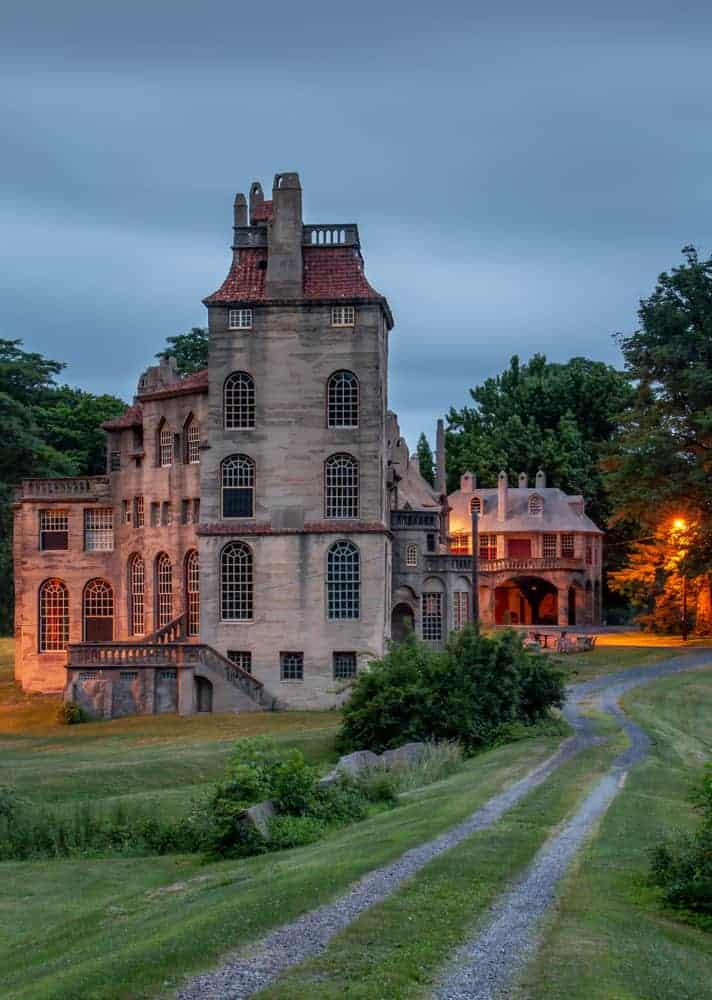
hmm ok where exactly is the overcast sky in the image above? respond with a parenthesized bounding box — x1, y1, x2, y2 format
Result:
(2, 2, 711, 448)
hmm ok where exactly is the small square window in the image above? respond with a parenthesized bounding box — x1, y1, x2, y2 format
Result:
(227, 650, 252, 675)
(331, 305, 355, 327)
(333, 651, 357, 680)
(280, 651, 304, 681)
(110, 451, 121, 471)
(228, 308, 253, 330)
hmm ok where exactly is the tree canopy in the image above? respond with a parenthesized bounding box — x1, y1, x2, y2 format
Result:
(157, 327, 208, 376)
(416, 432, 435, 485)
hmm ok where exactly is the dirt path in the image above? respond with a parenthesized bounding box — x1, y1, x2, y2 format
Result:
(176, 651, 711, 1000)
(433, 650, 712, 1000)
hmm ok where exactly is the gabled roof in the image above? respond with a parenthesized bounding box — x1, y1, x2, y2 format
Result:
(449, 486, 603, 534)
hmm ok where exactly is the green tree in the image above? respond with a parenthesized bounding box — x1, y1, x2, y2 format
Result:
(416, 432, 435, 485)
(35, 387, 125, 475)
(157, 327, 208, 376)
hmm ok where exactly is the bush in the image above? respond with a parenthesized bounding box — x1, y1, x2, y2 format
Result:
(268, 814, 325, 850)
(338, 626, 565, 753)
(56, 701, 86, 725)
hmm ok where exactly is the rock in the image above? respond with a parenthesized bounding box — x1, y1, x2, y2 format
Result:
(239, 799, 276, 838)
(335, 749, 380, 777)
(380, 742, 426, 767)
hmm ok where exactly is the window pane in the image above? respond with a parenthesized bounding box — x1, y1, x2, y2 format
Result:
(84, 508, 114, 551)
(325, 454, 358, 519)
(327, 371, 359, 428)
(221, 542, 253, 620)
(39, 579, 69, 651)
(327, 541, 360, 620)
(422, 592, 442, 641)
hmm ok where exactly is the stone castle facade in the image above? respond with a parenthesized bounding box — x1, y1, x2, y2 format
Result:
(13, 172, 602, 717)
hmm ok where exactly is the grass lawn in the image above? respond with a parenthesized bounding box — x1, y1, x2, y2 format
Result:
(518, 667, 712, 1000)
(553, 631, 712, 683)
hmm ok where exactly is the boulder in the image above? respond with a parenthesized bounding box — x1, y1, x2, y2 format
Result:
(380, 742, 426, 767)
(335, 749, 380, 777)
(239, 799, 276, 838)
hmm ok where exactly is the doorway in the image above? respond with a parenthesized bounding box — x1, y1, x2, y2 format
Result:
(391, 603, 415, 642)
(195, 676, 213, 713)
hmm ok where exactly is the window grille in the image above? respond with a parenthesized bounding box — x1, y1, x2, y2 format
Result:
(185, 550, 200, 637)
(327, 371, 359, 428)
(224, 372, 255, 430)
(326, 541, 360, 620)
(110, 451, 121, 471)
(79, 670, 99, 681)
(280, 651, 304, 681)
(156, 553, 173, 627)
(83, 578, 114, 640)
(133, 496, 144, 528)
(450, 533, 470, 555)
(453, 592, 469, 630)
(39, 510, 69, 551)
(470, 496, 482, 516)
(422, 592, 443, 641)
(159, 669, 177, 680)
(405, 543, 418, 567)
(221, 455, 255, 518)
(479, 534, 497, 561)
(228, 308, 253, 330)
(119, 671, 138, 682)
(561, 533, 575, 558)
(529, 494, 544, 516)
(227, 650, 252, 675)
(129, 554, 145, 635)
(159, 427, 173, 467)
(150, 501, 160, 527)
(333, 651, 357, 680)
(543, 533, 557, 559)
(84, 508, 114, 551)
(39, 578, 69, 651)
(186, 421, 201, 463)
(221, 542, 253, 620)
(331, 305, 355, 327)
(324, 454, 359, 519)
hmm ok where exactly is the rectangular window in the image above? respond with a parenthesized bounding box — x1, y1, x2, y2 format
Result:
(453, 592, 469, 630)
(543, 533, 557, 559)
(228, 308, 253, 330)
(161, 501, 172, 527)
(119, 670, 138, 682)
(159, 429, 173, 467)
(223, 488, 253, 518)
(193, 498, 200, 523)
(150, 501, 160, 527)
(186, 422, 200, 463)
(227, 650, 252, 675)
(561, 533, 575, 558)
(84, 508, 114, 551)
(78, 670, 99, 681)
(39, 510, 69, 551)
(280, 651, 304, 681)
(333, 651, 357, 680)
(132, 496, 144, 529)
(426, 532, 436, 553)
(422, 593, 443, 641)
(159, 669, 177, 680)
(331, 305, 355, 327)
(479, 534, 497, 561)
(450, 533, 470, 555)
(181, 499, 191, 525)
(110, 450, 121, 471)
(122, 500, 131, 525)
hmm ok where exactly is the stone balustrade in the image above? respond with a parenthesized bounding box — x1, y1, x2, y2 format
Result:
(425, 555, 585, 574)
(17, 476, 111, 500)
(391, 510, 440, 530)
(303, 224, 359, 246)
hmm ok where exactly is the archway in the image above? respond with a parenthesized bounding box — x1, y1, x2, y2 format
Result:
(195, 676, 213, 713)
(391, 603, 415, 642)
(495, 576, 558, 626)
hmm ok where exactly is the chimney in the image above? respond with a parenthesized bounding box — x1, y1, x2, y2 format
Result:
(536, 469, 546, 489)
(434, 419, 446, 494)
(233, 192, 247, 229)
(249, 182, 265, 224)
(497, 470, 508, 522)
(460, 471, 475, 492)
(518, 472, 528, 489)
(265, 172, 303, 299)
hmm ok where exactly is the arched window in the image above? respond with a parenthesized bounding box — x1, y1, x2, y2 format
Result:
(224, 372, 255, 430)
(158, 421, 173, 467)
(221, 455, 255, 518)
(327, 541, 360, 620)
(470, 496, 482, 516)
(186, 418, 200, 464)
(406, 543, 418, 567)
(221, 542, 253, 621)
(83, 578, 114, 641)
(155, 553, 173, 628)
(529, 494, 544, 516)
(325, 453, 359, 519)
(39, 579, 69, 651)
(185, 550, 200, 637)
(128, 554, 145, 636)
(327, 371, 359, 428)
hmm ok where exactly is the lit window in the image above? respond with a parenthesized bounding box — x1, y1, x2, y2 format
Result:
(561, 533, 575, 558)
(325, 453, 359, 519)
(39, 579, 69, 651)
(186, 420, 201, 463)
(543, 533, 557, 559)
(110, 451, 121, 471)
(479, 534, 497, 561)
(128, 553, 145, 635)
(155, 553, 173, 627)
(83, 578, 114, 641)
(221, 541, 253, 620)
(133, 496, 144, 529)
(327, 371, 359, 428)
(327, 541, 360, 620)
(453, 592, 469, 630)
(159, 427, 173, 467)
(529, 494, 544, 516)
(450, 533, 470, 555)
(470, 496, 482, 516)
(84, 508, 114, 551)
(422, 593, 443, 641)
(331, 305, 355, 327)
(221, 455, 255, 518)
(224, 372, 255, 430)
(39, 510, 69, 551)
(227, 650, 252, 675)
(333, 651, 357, 680)
(228, 308, 253, 330)
(280, 651, 304, 681)
(405, 543, 418, 567)
(185, 550, 200, 637)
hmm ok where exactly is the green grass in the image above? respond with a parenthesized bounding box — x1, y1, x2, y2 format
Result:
(518, 668, 712, 1000)
(553, 634, 711, 684)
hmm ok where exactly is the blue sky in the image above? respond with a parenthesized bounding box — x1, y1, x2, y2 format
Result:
(2, 2, 711, 447)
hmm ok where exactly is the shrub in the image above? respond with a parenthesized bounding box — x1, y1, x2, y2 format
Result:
(268, 815, 325, 850)
(56, 701, 86, 725)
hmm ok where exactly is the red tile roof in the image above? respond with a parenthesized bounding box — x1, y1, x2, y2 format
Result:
(102, 403, 143, 431)
(251, 199, 273, 222)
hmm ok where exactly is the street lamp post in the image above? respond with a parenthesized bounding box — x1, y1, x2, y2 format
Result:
(471, 507, 480, 625)
(673, 518, 690, 641)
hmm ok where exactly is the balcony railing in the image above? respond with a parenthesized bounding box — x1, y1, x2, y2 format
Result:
(16, 476, 111, 500)
(390, 510, 439, 530)
(303, 224, 359, 246)
(425, 555, 585, 574)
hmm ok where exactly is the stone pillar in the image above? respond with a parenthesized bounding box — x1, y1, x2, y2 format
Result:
(558, 588, 569, 626)
(497, 534, 505, 558)
(497, 470, 508, 521)
(178, 667, 195, 716)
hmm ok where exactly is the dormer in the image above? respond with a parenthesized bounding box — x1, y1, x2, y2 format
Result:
(528, 493, 544, 516)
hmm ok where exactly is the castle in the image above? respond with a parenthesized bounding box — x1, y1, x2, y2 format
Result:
(13, 173, 602, 717)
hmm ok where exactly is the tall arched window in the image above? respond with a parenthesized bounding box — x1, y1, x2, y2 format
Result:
(185, 418, 200, 464)
(327, 371, 359, 428)
(221, 542, 253, 620)
(406, 543, 418, 567)
(325, 453, 359, 519)
(221, 455, 255, 518)
(83, 578, 114, 641)
(529, 494, 544, 516)
(327, 541, 360, 619)
(39, 579, 69, 651)
(155, 553, 173, 628)
(157, 420, 173, 467)
(128, 554, 145, 636)
(224, 372, 255, 430)
(185, 550, 200, 636)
